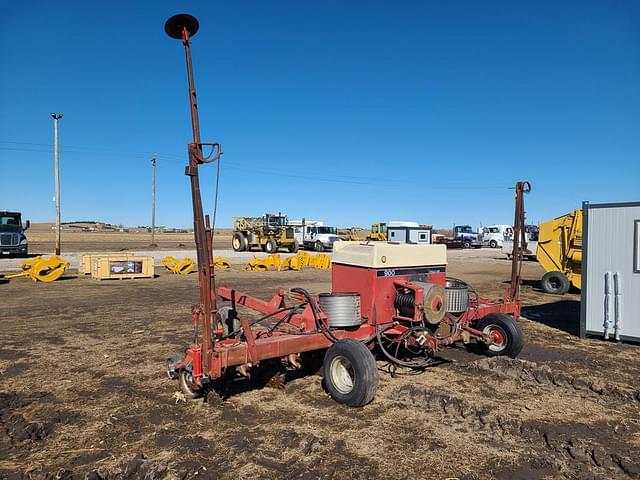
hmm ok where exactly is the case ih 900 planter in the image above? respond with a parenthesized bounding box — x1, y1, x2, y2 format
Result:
(164, 14, 525, 407)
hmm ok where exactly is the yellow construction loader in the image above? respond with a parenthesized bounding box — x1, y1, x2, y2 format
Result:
(368, 223, 387, 241)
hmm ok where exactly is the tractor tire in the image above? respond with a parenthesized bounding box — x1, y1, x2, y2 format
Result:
(463, 241, 471, 249)
(476, 314, 524, 358)
(264, 239, 278, 254)
(489, 240, 498, 248)
(232, 232, 247, 252)
(322, 339, 378, 407)
(288, 240, 299, 253)
(179, 369, 203, 399)
(541, 271, 571, 295)
(314, 241, 324, 252)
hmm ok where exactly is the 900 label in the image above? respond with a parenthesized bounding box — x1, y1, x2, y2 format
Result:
(383, 269, 396, 277)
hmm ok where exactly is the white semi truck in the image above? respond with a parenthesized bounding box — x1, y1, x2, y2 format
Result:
(481, 224, 511, 248)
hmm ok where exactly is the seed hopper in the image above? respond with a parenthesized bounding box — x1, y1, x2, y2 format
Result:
(164, 14, 526, 406)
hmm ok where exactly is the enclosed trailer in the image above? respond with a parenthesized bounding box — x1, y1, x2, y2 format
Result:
(580, 201, 640, 342)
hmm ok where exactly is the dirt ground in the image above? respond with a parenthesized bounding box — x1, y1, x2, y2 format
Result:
(24, 224, 232, 253)
(1, 250, 639, 480)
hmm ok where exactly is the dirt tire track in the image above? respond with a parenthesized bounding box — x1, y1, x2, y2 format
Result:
(466, 357, 640, 405)
(395, 383, 640, 479)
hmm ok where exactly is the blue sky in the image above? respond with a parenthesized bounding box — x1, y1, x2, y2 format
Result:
(1, 1, 638, 229)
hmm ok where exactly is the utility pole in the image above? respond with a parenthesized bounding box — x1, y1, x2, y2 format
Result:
(51, 113, 63, 255)
(151, 153, 157, 246)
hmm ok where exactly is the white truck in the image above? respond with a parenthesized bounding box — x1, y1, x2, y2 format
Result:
(290, 220, 340, 252)
(501, 225, 539, 260)
(481, 224, 511, 248)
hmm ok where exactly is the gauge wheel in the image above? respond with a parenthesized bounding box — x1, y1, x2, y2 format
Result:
(322, 340, 378, 407)
(232, 232, 247, 252)
(179, 369, 203, 399)
(476, 314, 524, 358)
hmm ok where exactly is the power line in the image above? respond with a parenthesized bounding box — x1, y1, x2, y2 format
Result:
(0, 141, 513, 191)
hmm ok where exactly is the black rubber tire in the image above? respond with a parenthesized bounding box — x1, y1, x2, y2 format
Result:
(288, 240, 299, 253)
(541, 271, 570, 295)
(463, 241, 471, 249)
(179, 369, 203, 399)
(476, 314, 524, 358)
(232, 232, 246, 252)
(322, 339, 378, 407)
(489, 240, 497, 249)
(314, 241, 324, 252)
(264, 239, 278, 254)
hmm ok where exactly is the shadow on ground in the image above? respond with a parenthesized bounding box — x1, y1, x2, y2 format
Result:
(522, 300, 580, 336)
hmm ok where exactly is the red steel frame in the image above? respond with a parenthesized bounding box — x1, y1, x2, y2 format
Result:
(176, 271, 520, 384)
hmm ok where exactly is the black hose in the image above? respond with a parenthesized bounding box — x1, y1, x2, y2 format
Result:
(219, 305, 301, 340)
(375, 322, 432, 369)
(267, 306, 302, 334)
(291, 287, 338, 343)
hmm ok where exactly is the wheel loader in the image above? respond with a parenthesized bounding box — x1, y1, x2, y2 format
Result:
(232, 213, 298, 253)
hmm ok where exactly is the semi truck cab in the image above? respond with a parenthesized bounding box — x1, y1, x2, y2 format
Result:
(454, 225, 482, 248)
(0, 211, 30, 256)
(302, 225, 339, 251)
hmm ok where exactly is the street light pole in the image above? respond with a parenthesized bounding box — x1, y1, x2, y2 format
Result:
(51, 113, 63, 255)
(151, 153, 157, 246)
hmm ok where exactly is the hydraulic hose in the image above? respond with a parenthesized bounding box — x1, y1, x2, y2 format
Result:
(219, 305, 301, 340)
(291, 287, 338, 343)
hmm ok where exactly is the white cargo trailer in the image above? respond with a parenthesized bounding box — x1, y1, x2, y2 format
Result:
(580, 201, 640, 342)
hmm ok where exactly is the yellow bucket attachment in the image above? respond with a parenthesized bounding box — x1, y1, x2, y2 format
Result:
(162, 256, 196, 275)
(245, 254, 282, 271)
(243, 252, 331, 272)
(213, 257, 231, 269)
(5, 255, 70, 283)
(310, 253, 331, 269)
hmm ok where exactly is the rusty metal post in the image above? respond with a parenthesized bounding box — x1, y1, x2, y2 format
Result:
(165, 14, 219, 372)
(509, 181, 531, 301)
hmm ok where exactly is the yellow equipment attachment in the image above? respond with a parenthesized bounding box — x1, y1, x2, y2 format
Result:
(537, 208, 583, 291)
(244, 252, 330, 272)
(245, 254, 281, 271)
(308, 253, 331, 269)
(213, 257, 231, 269)
(5, 255, 70, 283)
(162, 256, 196, 275)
